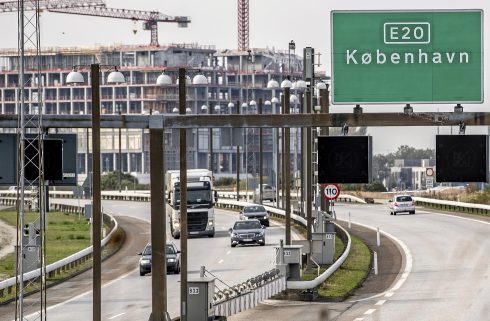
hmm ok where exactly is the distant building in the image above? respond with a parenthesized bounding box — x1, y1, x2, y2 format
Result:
(0, 43, 313, 185)
(390, 159, 435, 190)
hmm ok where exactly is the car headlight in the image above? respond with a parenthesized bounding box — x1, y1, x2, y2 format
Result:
(208, 220, 214, 226)
(231, 233, 237, 237)
(140, 259, 150, 264)
(263, 215, 268, 219)
(167, 258, 176, 263)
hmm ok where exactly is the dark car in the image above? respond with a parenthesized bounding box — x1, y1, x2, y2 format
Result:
(138, 243, 181, 276)
(240, 204, 270, 227)
(229, 219, 265, 247)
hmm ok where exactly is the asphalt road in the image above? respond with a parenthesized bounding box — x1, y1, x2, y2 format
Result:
(10, 199, 296, 320)
(3, 199, 489, 321)
(333, 203, 490, 321)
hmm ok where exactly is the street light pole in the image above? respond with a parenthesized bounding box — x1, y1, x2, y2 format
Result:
(118, 109, 122, 193)
(209, 101, 213, 171)
(66, 64, 125, 321)
(149, 126, 166, 321)
(288, 40, 296, 77)
(284, 86, 291, 245)
(90, 63, 102, 321)
(319, 86, 330, 215)
(236, 100, 241, 200)
(178, 68, 189, 321)
(259, 98, 263, 203)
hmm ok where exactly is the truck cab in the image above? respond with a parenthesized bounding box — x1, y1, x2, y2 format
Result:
(166, 169, 216, 239)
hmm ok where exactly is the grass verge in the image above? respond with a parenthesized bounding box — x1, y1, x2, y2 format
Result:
(269, 215, 371, 301)
(0, 210, 125, 304)
(316, 235, 370, 299)
(0, 211, 91, 279)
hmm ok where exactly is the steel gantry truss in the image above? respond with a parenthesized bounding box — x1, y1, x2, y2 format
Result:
(0, 0, 190, 46)
(15, 0, 47, 320)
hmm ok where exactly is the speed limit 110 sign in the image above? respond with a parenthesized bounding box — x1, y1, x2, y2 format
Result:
(323, 183, 340, 200)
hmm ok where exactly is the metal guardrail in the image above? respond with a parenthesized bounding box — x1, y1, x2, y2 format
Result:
(0, 205, 118, 298)
(217, 191, 367, 204)
(0, 190, 365, 205)
(413, 196, 490, 215)
(213, 270, 286, 317)
(287, 223, 351, 290)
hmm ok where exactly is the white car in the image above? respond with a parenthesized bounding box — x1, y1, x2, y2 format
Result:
(253, 184, 276, 202)
(389, 195, 415, 215)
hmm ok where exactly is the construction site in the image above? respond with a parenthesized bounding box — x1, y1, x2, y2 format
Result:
(0, 0, 312, 184)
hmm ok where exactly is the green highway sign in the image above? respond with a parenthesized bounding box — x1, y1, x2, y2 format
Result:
(331, 10, 483, 104)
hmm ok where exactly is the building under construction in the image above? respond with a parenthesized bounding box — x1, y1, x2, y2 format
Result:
(0, 43, 306, 185)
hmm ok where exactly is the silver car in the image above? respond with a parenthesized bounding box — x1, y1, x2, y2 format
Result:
(253, 184, 276, 202)
(240, 204, 270, 226)
(389, 195, 415, 215)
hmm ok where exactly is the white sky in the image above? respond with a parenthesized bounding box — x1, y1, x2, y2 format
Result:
(0, 0, 489, 154)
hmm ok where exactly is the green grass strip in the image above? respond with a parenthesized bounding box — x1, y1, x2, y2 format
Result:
(0, 211, 91, 279)
(317, 235, 371, 299)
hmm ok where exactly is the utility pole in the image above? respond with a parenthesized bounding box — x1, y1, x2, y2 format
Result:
(236, 100, 241, 200)
(284, 87, 291, 245)
(178, 68, 188, 321)
(319, 86, 330, 214)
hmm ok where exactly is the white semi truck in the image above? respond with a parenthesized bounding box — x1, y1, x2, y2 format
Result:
(166, 169, 216, 239)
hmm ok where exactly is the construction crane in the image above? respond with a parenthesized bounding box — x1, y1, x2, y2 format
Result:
(0, 0, 191, 46)
(237, 0, 249, 51)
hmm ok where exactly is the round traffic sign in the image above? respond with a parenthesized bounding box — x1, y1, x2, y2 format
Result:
(426, 168, 434, 176)
(322, 183, 340, 200)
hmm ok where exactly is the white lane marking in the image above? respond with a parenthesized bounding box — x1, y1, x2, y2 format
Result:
(344, 219, 413, 303)
(375, 300, 386, 306)
(432, 212, 490, 226)
(226, 250, 231, 255)
(108, 312, 126, 320)
(17, 267, 139, 321)
(353, 318, 364, 321)
(218, 259, 224, 264)
(384, 292, 394, 298)
(364, 309, 376, 315)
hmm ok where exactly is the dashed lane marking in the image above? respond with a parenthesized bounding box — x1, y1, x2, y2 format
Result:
(353, 318, 364, 321)
(375, 300, 386, 306)
(384, 292, 394, 298)
(108, 313, 126, 320)
(364, 309, 376, 315)
(226, 250, 231, 255)
(218, 259, 224, 264)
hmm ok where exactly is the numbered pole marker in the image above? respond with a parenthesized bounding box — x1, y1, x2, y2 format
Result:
(322, 183, 340, 200)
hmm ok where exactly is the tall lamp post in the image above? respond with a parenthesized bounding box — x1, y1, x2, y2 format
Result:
(249, 99, 257, 199)
(281, 78, 292, 244)
(66, 64, 125, 321)
(294, 79, 307, 217)
(267, 79, 280, 206)
(288, 40, 296, 76)
(180, 69, 208, 321)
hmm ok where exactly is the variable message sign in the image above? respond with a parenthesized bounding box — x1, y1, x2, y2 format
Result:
(331, 10, 483, 104)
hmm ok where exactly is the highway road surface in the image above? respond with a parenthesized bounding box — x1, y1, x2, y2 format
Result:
(333, 203, 490, 321)
(3, 199, 489, 321)
(11, 199, 297, 320)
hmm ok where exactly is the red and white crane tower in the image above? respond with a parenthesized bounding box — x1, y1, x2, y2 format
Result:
(237, 0, 249, 51)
